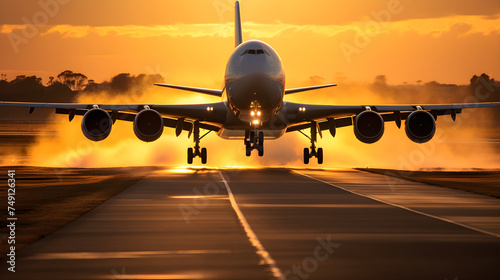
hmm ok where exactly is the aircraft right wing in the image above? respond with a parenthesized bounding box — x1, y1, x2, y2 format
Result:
(0, 101, 228, 137)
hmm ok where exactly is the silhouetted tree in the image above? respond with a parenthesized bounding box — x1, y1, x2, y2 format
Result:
(57, 70, 88, 91)
(469, 73, 498, 101)
(374, 75, 387, 86)
(370, 75, 388, 93)
(84, 79, 99, 92)
(47, 76, 54, 86)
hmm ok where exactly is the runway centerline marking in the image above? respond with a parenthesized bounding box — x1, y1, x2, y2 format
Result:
(293, 170, 500, 238)
(218, 171, 283, 279)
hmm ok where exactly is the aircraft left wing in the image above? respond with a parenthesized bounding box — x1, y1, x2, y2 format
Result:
(154, 83, 223, 97)
(284, 84, 337, 95)
(284, 101, 500, 132)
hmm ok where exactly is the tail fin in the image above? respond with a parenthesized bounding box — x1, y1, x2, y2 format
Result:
(235, 1, 243, 47)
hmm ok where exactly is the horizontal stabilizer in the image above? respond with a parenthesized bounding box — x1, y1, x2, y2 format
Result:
(154, 83, 223, 97)
(285, 84, 337, 95)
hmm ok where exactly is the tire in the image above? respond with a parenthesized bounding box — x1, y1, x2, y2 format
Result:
(258, 131, 264, 145)
(303, 148, 309, 164)
(249, 131, 255, 143)
(258, 144, 264, 157)
(317, 148, 324, 164)
(187, 148, 194, 164)
(245, 143, 252, 157)
(201, 148, 207, 164)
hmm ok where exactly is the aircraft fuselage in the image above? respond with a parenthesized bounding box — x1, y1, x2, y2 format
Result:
(219, 40, 287, 139)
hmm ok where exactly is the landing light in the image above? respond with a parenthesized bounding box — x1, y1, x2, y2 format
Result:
(251, 111, 255, 116)
(206, 107, 214, 112)
(257, 111, 261, 116)
(252, 119, 260, 125)
(299, 107, 306, 112)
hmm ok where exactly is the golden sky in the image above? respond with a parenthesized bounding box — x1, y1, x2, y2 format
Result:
(1, 0, 500, 86)
(2, 0, 500, 169)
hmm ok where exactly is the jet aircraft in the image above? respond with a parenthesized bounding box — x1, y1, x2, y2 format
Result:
(1, 1, 499, 164)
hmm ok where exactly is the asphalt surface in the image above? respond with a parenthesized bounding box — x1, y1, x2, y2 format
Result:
(2, 168, 500, 280)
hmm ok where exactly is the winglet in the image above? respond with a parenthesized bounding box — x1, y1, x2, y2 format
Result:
(235, 1, 243, 47)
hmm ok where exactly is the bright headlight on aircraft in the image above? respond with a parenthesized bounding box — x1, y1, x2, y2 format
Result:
(251, 111, 255, 116)
(257, 111, 261, 116)
(252, 119, 260, 125)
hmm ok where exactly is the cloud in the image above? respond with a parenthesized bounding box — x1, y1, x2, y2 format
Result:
(390, 15, 500, 37)
(1, 13, 498, 41)
(0, 24, 29, 34)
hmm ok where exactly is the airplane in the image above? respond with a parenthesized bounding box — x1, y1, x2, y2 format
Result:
(1, 1, 499, 165)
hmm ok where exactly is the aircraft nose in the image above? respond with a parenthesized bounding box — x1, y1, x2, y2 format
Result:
(229, 73, 282, 112)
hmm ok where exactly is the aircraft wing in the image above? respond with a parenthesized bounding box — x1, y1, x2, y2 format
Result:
(284, 84, 337, 95)
(154, 83, 223, 97)
(284, 102, 500, 132)
(0, 101, 227, 132)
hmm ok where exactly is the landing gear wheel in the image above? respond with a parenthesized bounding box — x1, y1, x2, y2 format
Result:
(201, 148, 207, 164)
(317, 148, 323, 164)
(246, 143, 252, 157)
(303, 148, 310, 164)
(258, 145, 264, 157)
(187, 148, 194, 165)
(249, 131, 255, 143)
(258, 131, 264, 145)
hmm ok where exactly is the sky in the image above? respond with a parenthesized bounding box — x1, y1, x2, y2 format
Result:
(1, 0, 500, 169)
(1, 0, 500, 86)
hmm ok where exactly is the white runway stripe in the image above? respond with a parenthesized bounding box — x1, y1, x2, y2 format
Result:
(218, 171, 283, 279)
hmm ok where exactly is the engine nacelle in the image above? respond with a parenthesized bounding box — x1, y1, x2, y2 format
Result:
(81, 108, 112, 141)
(354, 110, 385, 144)
(133, 109, 164, 142)
(405, 110, 436, 143)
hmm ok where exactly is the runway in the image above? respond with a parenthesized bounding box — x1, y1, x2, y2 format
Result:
(3, 168, 500, 280)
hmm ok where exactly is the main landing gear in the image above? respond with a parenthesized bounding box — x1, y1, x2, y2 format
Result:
(187, 121, 210, 164)
(300, 121, 323, 164)
(245, 129, 264, 157)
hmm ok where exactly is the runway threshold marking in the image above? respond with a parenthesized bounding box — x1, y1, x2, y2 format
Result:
(218, 171, 283, 279)
(293, 170, 500, 238)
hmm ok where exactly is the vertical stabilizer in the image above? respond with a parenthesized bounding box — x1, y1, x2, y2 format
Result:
(235, 1, 243, 47)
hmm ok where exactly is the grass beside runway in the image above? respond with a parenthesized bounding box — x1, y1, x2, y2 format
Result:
(360, 168, 500, 199)
(0, 166, 159, 260)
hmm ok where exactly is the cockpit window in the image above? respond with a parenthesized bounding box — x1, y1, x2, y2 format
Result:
(241, 49, 270, 56)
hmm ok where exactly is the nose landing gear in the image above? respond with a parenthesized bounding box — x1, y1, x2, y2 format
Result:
(245, 129, 264, 157)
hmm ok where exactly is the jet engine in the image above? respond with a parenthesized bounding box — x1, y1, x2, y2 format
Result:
(354, 110, 385, 144)
(81, 108, 113, 141)
(405, 110, 436, 143)
(133, 109, 164, 142)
